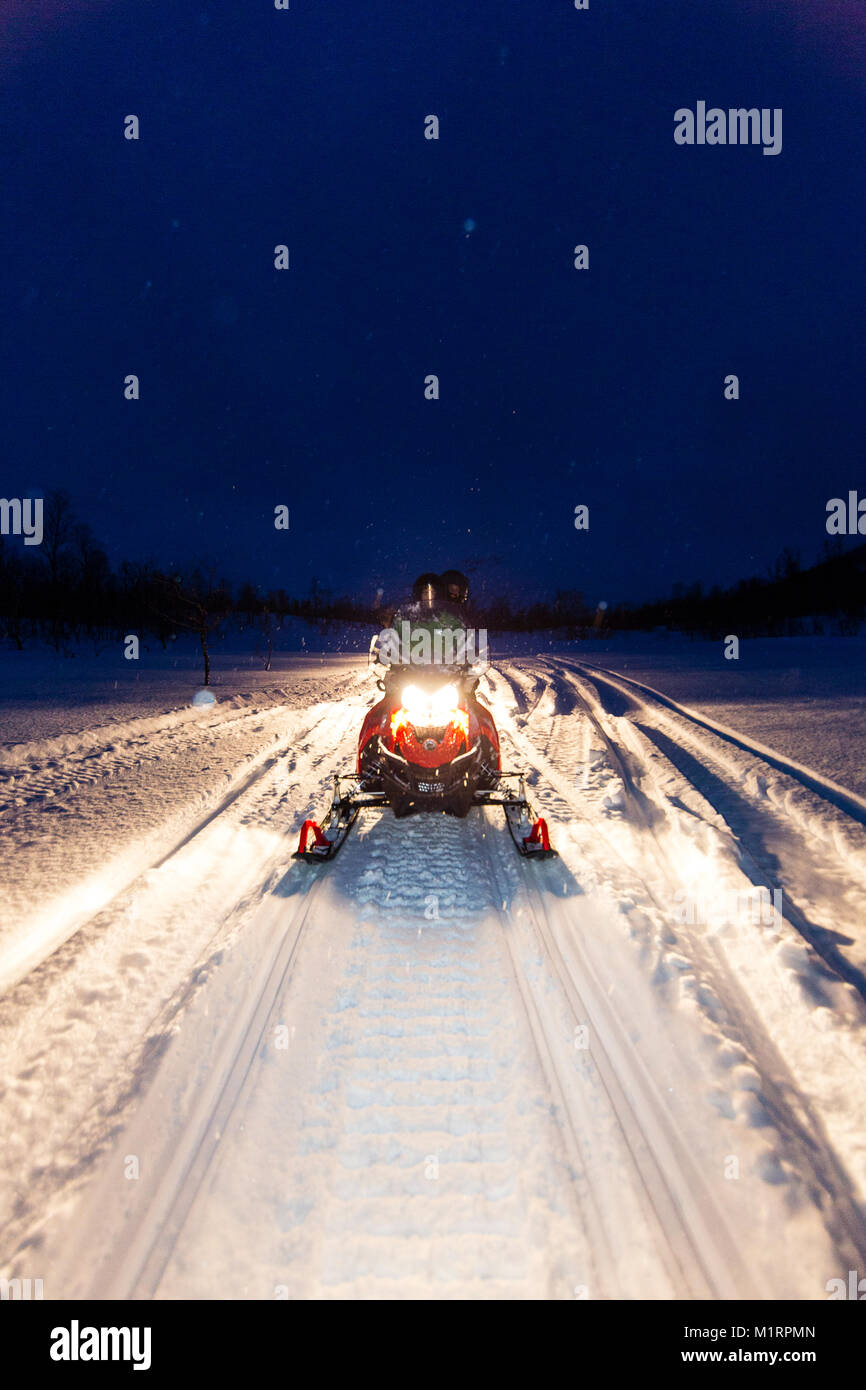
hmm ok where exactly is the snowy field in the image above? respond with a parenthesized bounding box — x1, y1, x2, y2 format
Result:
(578, 634, 866, 800)
(1, 632, 865, 1299)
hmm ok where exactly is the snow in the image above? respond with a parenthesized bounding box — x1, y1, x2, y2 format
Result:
(570, 634, 866, 798)
(1, 635, 865, 1298)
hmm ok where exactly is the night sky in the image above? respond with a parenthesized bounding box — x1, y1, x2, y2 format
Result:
(1, 0, 864, 608)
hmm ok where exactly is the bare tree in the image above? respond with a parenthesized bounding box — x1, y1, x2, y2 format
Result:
(0, 536, 26, 649)
(152, 568, 232, 686)
(42, 490, 76, 587)
(41, 490, 76, 649)
(260, 603, 275, 671)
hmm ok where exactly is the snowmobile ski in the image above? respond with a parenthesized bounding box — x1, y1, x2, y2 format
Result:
(295, 770, 556, 862)
(476, 773, 557, 859)
(293, 774, 387, 862)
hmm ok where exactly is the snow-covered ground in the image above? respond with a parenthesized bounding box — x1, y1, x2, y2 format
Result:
(573, 634, 866, 799)
(1, 636, 865, 1299)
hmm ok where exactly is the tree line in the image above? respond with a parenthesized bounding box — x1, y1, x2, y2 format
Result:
(1, 494, 863, 676)
(604, 541, 866, 639)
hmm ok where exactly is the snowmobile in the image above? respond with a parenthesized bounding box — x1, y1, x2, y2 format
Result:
(295, 570, 554, 862)
(294, 663, 555, 863)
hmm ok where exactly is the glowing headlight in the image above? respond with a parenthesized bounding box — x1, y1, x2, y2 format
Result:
(400, 683, 460, 726)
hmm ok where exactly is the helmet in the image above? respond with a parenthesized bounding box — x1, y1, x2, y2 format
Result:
(439, 570, 470, 605)
(412, 572, 441, 607)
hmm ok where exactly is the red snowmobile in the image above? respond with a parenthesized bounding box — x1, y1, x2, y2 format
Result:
(295, 664, 554, 862)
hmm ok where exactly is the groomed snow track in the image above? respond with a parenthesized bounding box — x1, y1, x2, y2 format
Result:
(2, 656, 866, 1300)
(55, 812, 755, 1300)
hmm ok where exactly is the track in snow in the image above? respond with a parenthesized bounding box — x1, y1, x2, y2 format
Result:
(3, 656, 866, 1300)
(52, 807, 755, 1300)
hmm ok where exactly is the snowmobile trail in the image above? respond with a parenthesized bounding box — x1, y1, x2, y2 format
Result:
(569, 658, 866, 828)
(0, 676, 372, 1270)
(51, 805, 754, 1300)
(61, 862, 330, 1300)
(4, 655, 866, 1299)
(490, 659, 866, 1277)
(0, 683, 369, 993)
(46, 815, 586, 1300)
(37, 769, 837, 1298)
(481, 825, 757, 1299)
(557, 657, 866, 990)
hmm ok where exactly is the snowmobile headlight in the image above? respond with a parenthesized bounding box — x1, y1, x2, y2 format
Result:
(400, 684, 426, 721)
(400, 683, 461, 727)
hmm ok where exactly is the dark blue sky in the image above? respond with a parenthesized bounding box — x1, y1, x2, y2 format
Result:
(1, 0, 864, 607)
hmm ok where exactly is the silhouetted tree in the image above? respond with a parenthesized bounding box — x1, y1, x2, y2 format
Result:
(151, 569, 233, 686)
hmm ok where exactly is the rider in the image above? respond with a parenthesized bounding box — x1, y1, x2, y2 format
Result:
(387, 571, 475, 669)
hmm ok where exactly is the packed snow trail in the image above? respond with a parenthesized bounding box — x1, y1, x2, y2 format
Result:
(1, 653, 866, 1299)
(552, 657, 866, 989)
(0, 663, 371, 991)
(489, 660, 866, 1268)
(49, 809, 760, 1299)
